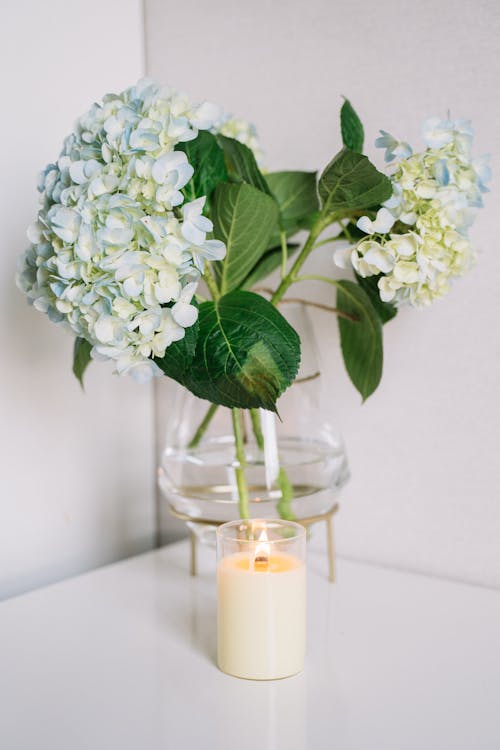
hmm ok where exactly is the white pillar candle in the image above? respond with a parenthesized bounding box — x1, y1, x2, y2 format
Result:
(217, 519, 306, 680)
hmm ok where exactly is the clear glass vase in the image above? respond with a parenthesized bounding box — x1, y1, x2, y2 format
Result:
(157, 303, 349, 531)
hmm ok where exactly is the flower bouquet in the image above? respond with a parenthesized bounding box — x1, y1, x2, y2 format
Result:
(18, 80, 489, 520)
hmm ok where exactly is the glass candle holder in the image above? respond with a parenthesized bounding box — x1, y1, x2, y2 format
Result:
(216, 519, 306, 680)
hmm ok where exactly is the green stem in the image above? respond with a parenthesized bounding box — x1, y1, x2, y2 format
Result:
(251, 406, 296, 521)
(341, 220, 354, 243)
(232, 408, 250, 519)
(250, 409, 264, 451)
(277, 467, 296, 521)
(188, 403, 218, 449)
(280, 229, 288, 279)
(294, 273, 340, 287)
(271, 214, 332, 306)
(203, 266, 220, 300)
(312, 232, 345, 249)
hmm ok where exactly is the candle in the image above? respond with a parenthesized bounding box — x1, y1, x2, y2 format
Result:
(216, 519, 306, 680)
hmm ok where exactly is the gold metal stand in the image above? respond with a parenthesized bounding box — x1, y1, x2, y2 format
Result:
(168, 503, 339, 583)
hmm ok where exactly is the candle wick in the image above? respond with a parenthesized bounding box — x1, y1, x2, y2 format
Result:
(254, 554, 269, 571)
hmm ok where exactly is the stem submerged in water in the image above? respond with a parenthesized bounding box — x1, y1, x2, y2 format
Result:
(250, 409, 264, 451)
(231, 408, 250, 519)
(250, 408, 296, 521)
(188, 403, 218, 448)
(277, 466, 296, 521)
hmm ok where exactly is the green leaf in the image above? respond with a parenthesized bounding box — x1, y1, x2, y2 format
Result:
(154, 316, 199, 384)
(241, 243, 299, 289)
(265, 171, 319, 222)
(185, 291, 300, 411)
(336, 280, 383, 400)
(340, 99, 364, 153)
(319, 148, 392, 214)
(72, 337, 92, 388)
(175, 131, 227, 202)
(212, 182, 279, 293)
(216, 135, 271, 195)
(355, 273, 398, 325)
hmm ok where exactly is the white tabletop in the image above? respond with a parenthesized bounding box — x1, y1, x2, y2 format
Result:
(1, 540, 499, 750)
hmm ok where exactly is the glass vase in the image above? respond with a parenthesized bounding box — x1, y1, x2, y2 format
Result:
(157, 302, 349, 534)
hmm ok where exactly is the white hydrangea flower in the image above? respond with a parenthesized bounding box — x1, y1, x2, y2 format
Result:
(17, 79, 261, 381)
(338, 116, 490, 308)
(356, 207, 395, 235)
(351, 240, 395, 276)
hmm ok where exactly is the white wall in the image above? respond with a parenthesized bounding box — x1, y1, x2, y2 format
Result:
(145, 0, 500, 587)
(0, 0, 156, 599)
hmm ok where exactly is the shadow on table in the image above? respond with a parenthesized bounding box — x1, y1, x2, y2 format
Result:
(151, 549, 217, 667)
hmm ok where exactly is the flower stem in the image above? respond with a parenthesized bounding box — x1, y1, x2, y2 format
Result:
(280, 229, 288, 278)
(271, 214, 331, 306)
(277, 466, 296, 521)
(312, 231, 345, 249)
(294, 273, 340, 287)
(270, 296, 360, 322)
(341, 220, 354, 242)
(232, 408, 250, 519)
(203, 266, 220, 300)
(188, 402, 218, 449)
(250, 407, 296, 521)
(250, 409, 264, 451)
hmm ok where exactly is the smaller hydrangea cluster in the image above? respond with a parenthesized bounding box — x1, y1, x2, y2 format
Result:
(17, 79, 259, 382)
(336, 117, 490, 306)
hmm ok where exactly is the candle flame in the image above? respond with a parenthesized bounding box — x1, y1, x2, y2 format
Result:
(254, 528, 270, 571)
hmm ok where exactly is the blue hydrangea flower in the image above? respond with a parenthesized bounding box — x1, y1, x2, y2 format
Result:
(375, 130, 413, 163)
(17, 79, 260, 381)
